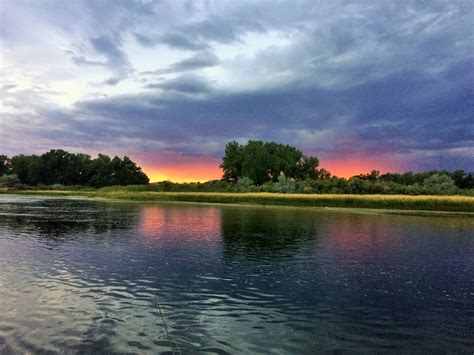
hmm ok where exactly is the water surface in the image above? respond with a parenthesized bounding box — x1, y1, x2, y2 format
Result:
(0, 195, 473, 353)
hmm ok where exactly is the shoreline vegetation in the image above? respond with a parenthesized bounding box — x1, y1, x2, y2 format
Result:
(2, 188, 473, 213)
(1, 143, 473, 214)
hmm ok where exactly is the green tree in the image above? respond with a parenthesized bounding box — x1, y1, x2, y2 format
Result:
(11, 155, 43, 184)
(87, 154, 112, 187)
(66, 153, 91, 185)
(220, 141, 243, 181)
(0, 155, 12, 176)
(8, 150, 149, 187)
(316, 168, 332, 180)
(241, 141, 272, 184)
(41, 149, 72, 184)
(221, 140, 319, 184)
(451, 170, 474, 189)
(110, 156, 149, 185)
(422, 174, 458, 195)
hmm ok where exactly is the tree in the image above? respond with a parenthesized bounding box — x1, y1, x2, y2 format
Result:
(240, 141, 272, 184)
(66, 153, 91, 185)
(0, 155, 12, 176)
(316, 168, 332, 180)
(41, 149, 72, 184)
(88, 154, 113, 187)
(110, 156, 149, 185)
(8, 150, 149, 187)
(422, 174, 458, 194)
(11, 155, 42, 184)
(221, 140, 319, 184)
(451, 170, 474, 189)
(355, 170, 380, 181)
(220, 141, 243, 181)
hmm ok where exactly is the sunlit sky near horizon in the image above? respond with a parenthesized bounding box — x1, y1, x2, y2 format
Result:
(1, 0, 473, 182)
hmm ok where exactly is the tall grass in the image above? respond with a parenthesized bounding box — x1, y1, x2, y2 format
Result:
(4, 188, 473, 212)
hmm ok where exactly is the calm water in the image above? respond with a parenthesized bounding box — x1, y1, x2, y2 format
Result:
(0, 195, 473, 353)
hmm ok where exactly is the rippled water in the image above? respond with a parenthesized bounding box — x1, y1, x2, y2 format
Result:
(0, 195, 473, 353)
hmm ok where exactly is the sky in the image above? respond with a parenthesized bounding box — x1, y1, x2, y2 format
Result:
(1, 0, 473, 182)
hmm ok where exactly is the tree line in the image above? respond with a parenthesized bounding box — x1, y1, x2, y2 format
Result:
(1, 141, 473, 195)
(0, 150, 149, 187)
(217, 141, 473, 194)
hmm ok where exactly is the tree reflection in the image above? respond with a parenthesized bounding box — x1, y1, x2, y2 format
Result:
(220, 207, 322, 260)
(0, 198, 137, 239)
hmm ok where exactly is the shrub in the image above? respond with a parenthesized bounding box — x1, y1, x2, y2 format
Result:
(296, 180, 315, 194)
(273, 175, 296, 193)
(235, 177, 255, 192)
(423, 174, 458, 195)
(0, 174, 20, 188)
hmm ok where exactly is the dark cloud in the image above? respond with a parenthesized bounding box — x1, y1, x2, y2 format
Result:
(142, 51, 219, 75)
(2, 0, 473, 172)
(160, 32, 208, 51)
(147, 74, 213, 94)
(134, 32, 208, 51)
(69, 53, 473, 168)
(166, 51, 219, 72)
(89, 35, 132, 83)
(71, 56, 106, 67)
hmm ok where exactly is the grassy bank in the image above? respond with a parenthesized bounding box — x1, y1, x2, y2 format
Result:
(2, 189, 474, 212)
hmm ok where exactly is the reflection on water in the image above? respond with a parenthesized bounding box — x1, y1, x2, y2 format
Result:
(138, 205, 222, 242)
(0, 195, 473, 353)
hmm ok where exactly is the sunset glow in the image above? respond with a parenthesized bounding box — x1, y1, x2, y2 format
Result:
(319, 155, 401, 178)
(137, 155, 223, 183)
(138, 154, 401, 182)
(143, 165, 223, 183)
(1, 1, 472, 178)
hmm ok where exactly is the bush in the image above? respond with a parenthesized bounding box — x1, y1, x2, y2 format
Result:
(0, 174, 20, 188)
(422, 174, 458, 195)
(296, 180, 315, 194)
(235, 177, 255, 192)
(273, 175, 296, 193)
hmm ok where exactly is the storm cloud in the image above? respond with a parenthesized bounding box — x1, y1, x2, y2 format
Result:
(1, 0, 473, 175)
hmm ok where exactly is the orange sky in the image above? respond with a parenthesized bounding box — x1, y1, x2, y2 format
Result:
(138, 154, 401, 183)
(143, 164, 222, 183)
(318, 154, 401, 178)
(139, 155, 223, 183)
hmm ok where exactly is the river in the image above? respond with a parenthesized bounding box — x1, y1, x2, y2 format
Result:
(0, 194, 472, 353)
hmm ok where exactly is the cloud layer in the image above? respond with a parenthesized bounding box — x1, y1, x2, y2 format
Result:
(1, 0, 473, 178)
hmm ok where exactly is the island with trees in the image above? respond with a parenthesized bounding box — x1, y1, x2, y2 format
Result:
(1, 142, 473, 212)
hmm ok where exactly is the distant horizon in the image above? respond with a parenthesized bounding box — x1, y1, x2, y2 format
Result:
(3, 147, 470, 184)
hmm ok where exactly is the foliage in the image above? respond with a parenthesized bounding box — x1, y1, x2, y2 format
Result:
(316, 168, 332, 180)
(379, 170, 474, 189)
(220, 140, 319, 184)
(273, 175, 296, 193)
(422, 174, 457, 195)
(2, 141, 473, 196)
(235, 177, 255, 192)
(5, 150, 148, 187)
(0, 174, 20, 188)
(0, 155, 12, 176)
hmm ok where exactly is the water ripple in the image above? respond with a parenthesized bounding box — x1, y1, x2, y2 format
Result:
(0, 195, 473, 353)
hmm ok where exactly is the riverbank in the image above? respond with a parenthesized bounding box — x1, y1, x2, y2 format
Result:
(2, 189, 474, 212)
